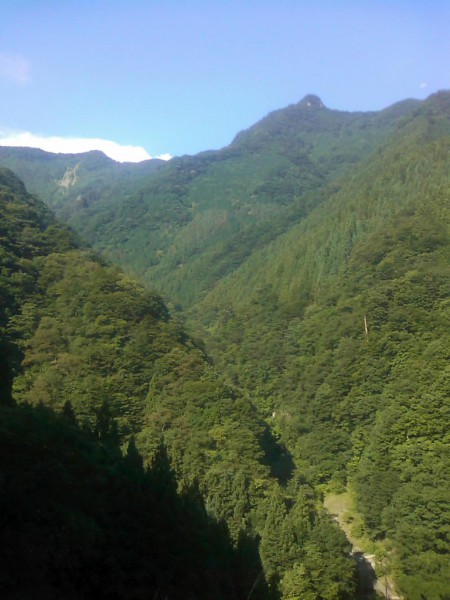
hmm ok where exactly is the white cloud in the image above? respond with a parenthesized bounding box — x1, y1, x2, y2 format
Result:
(420, 82, 428, 89)
(154, 153, 172, 161)
(0, 131, 171, 163)
(0, 52, 31, 84)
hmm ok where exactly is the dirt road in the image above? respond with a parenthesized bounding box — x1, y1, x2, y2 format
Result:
(324, 492, 401, 600)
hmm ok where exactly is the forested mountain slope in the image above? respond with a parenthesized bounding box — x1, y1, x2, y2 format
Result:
(192, 91, 450, 598)
(0, 169, 356, 599)
(0, 166, 259, 599)
(0, 147, 164, 217)
(0, 96, 418, 308)
(1, 92, 449, 599)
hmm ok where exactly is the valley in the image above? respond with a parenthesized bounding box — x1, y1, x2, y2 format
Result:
(1, 91, 449, 599)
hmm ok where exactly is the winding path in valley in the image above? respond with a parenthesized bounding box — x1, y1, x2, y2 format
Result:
(324, 493, 401, 600)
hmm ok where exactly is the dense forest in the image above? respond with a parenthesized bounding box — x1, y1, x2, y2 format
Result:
(0, 168, 355, 598)
(0, 94, 419, 307)
(1, 91, 450, 599)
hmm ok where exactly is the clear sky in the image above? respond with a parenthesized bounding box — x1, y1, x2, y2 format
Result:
(0, 0, 449, 161)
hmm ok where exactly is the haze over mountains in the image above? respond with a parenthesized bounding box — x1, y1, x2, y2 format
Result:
(1, 91, 449, 599)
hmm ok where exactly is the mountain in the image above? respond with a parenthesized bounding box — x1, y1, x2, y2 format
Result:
(0, 166, 261, 599)
(191, 90, 450, 598)
(0, 168, 356, 599)
(1, 91, 450, 599)
(0, 95, 419, 308)
(0, 147, 164, 214)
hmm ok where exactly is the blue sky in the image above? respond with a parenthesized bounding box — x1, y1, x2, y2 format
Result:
(0, 0, 449, 161)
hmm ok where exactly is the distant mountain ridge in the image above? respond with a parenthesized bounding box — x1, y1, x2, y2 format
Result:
(1, 91, 450, 599)
(0, 93, 420, 308)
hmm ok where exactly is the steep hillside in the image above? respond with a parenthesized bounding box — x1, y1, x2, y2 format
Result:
(0, 167, 80, 402)
(0, 169, 356, 599)
(0, 168, 264, 598)
(2, 92, 449, 599)
(192, 91, 450, 598)
(0, 96, 418, 308)
(0, 147, 164, 216)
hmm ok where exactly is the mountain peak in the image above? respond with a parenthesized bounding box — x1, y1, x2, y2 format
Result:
(299, 94, 325, 108)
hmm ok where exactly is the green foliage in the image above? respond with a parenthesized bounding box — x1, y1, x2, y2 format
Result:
(3, 93, 450, 599)
(186, 91, 450, 598)
(0, 401, 259, 600)
(0, 168, 356, 598)
(0, 96, 417, 309)
(259, 483, 356, 598)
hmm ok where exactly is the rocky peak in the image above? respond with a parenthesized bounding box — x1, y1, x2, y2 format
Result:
(299, 94, 325, 109)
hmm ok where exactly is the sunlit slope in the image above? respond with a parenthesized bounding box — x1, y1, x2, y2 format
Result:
(0, 96, 418, 308)
(132, 95, 418, 305)
(196, 92, 450, 313)
(193, 91, 450, 598)
(0, 167, 271, 504)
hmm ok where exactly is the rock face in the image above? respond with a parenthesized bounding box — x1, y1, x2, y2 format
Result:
(299, 94, 325, 108)
(58, 163, 80, 189)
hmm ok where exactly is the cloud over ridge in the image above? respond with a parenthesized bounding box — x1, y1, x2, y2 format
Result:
(0, 131, 171, 163)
